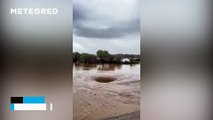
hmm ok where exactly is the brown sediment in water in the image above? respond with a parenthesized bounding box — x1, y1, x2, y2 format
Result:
(73, 64, 140, 120)
(102, 111, 140, 120)
(94, 76, 116, 83)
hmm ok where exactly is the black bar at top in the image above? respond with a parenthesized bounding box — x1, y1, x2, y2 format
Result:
(10, 97, 23, 103)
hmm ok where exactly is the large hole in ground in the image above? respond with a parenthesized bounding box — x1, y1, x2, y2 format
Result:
(94, 76, 116, 83)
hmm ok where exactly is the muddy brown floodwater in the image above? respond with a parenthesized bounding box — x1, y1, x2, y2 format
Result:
(73, 64, 140, 120)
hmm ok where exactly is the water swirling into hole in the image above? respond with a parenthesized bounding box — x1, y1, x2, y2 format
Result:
(94, 76, 116, 83)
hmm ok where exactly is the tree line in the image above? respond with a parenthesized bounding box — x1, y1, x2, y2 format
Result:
(73, 50, 140, 64)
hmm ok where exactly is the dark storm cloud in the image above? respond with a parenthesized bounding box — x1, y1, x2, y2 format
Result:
(73, 0, 140, 54)
(74, 18, 140, 39)
(73, 2, 89, 22)
(73, 0, 140, 39)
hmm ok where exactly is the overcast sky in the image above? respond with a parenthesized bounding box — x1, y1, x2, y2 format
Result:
(73, 0, 140, 54)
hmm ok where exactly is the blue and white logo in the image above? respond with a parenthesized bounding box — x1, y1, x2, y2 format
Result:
(10, 96, 51, 111)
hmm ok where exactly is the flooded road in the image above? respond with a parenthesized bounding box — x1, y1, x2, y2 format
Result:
(73, 64, 140, 120)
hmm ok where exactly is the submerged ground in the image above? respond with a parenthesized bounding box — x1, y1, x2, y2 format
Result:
(73, 64, 140, 120)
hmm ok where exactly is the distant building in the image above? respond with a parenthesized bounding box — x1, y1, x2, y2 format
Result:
(121, 58, 130, 63)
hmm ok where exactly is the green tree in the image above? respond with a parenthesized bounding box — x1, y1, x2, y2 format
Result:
(80, 53, 96, 63)
(73, 52, 80, 62)
(112, 56, 122, 64)
(96, 50, 112, 63)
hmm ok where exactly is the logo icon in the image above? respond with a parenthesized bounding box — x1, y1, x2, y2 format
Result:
(10, 96, 48, 111)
